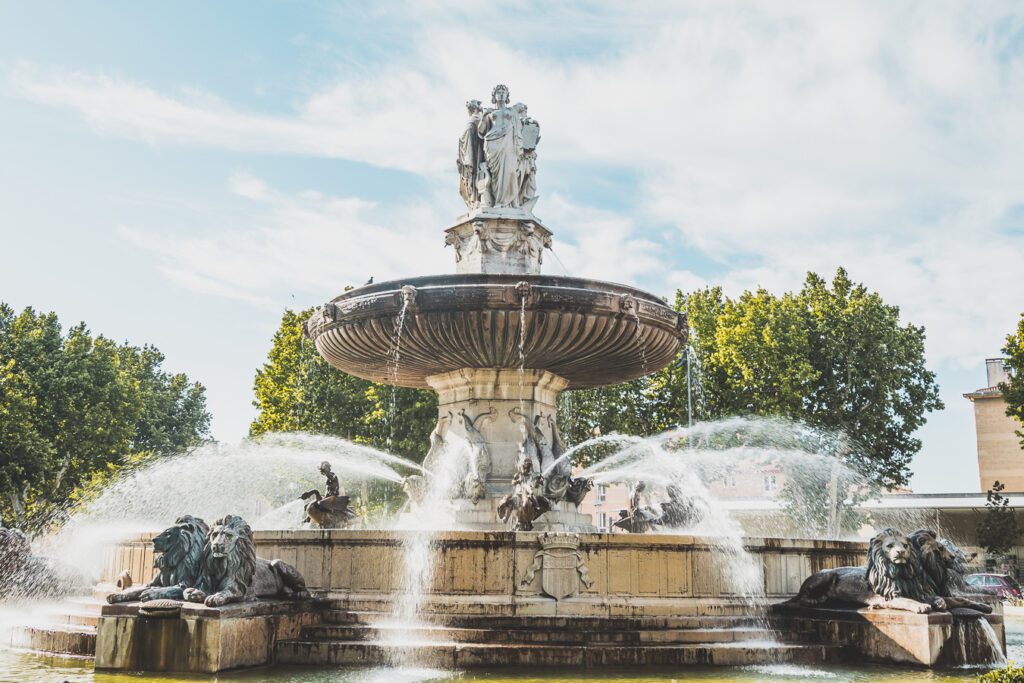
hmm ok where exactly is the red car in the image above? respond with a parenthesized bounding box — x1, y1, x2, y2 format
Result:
(965, 573, 1023, 600)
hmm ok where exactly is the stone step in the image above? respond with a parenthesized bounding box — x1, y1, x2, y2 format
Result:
(274, 639, 840, 668)
(302, 623, 772, 645)
(9, 623, 96, 657)
(323, 609, 765, 631)
(320, 596, 762, 618)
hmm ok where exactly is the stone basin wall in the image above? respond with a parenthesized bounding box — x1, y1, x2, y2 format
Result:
(102, 531, 865, 616)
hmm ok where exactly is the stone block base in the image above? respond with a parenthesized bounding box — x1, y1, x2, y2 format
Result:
(454, 499, 595, 531)
(94, 599, 318, 673)
(771, 603, 1006, 667)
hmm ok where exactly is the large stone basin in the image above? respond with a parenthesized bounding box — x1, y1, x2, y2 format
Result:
(305, 273, 687, 388)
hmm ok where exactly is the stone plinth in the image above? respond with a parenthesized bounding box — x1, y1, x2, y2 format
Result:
(772, 603, 1006, 667)
(102, 532, 868, 616)
(445, 210, 552, 275)
(95, 599, 317, 673)
(427, 367, 566, 488)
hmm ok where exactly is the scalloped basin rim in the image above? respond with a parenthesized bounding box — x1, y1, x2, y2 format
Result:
(330, 273, 672, 305)
(309, 273, 687, 389)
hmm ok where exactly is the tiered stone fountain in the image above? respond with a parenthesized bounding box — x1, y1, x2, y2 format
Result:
(13, 84, 1006, 676)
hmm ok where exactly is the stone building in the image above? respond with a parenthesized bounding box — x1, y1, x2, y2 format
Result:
(965, 358, 1023, 492)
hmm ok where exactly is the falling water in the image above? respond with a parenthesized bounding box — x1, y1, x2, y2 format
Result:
(380, 434, 471, 663)
(387, 292, 413, 449)
(518, 290, 527, 412)
(631, 308, 648, 375)
(976, 618, 1008, 668)
(30, 433, 424, 583)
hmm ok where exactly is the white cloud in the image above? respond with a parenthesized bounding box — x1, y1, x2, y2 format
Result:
(10, 2, 1024, 367)
(118, 172, 451, 308)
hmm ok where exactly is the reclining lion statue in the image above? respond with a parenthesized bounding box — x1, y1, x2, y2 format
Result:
(909, 528, 992, 613)
(183, 514, 308, 607)
(107, 515, 209, 604)
(787, 528, 943, 614)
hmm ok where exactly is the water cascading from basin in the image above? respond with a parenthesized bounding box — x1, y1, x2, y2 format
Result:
(381, 433, 473, 661)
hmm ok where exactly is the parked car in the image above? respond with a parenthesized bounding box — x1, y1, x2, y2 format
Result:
(965, 573, 1023, 600)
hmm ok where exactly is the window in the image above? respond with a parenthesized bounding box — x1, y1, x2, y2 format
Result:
(598, 512, 608, 531)
(597, 485, 608, 504)
(723, 475, 737, 488)
(762, 474, 778, 494)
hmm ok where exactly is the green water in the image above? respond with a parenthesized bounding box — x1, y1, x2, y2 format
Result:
(3, 628, 1020, 683)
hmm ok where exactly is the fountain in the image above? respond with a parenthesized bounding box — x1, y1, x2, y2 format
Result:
(2, 83, 1009, 676)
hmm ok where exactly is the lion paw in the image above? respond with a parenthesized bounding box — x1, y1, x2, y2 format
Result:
(915, 603, 932, 614)
(932, 597, 947, 611)
(183, 588, 205, 603)
(204, 594, 226, 607)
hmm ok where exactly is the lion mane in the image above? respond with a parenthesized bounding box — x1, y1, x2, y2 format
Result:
(867, 527, 931, 602)
(788, 527, 938, 614)
(910, 528, 992, 613)
(107, 515, 209, 603)
(198, 514, 256, 599)
(184, 514, 308, 607)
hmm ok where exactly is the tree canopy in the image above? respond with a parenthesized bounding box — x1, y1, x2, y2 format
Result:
(250, 308, 437, 461)
(254, 270, 940, 494)
(1001, 313, 1024, 449)
(0, 303, 211, 529)
(561, 268, 942, 490)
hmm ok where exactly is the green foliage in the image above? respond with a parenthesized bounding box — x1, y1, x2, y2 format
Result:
(977, 481, 1021, 556)
(0, 303, 211, 530)
(250, 308, 437, 462)
(558, 268, 942, 492)
(1002, 314, 1024, 449)
(979, 661, 1024, 682)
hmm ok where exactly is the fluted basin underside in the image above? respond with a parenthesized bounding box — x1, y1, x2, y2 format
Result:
(306, 274, 687, 388)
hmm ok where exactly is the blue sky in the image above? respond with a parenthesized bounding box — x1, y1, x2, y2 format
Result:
(2, 2, 1023, 493)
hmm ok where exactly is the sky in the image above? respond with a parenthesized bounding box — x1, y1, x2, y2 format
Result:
(1, 1, 1023, 494)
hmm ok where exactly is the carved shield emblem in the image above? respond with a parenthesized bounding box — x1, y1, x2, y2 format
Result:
(522, 121, 540, 150)
(540, 546, 581, 600)
(519, 532, 594, 601)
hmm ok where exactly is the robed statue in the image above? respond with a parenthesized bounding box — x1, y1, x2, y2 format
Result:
(457, 84, 540, 211)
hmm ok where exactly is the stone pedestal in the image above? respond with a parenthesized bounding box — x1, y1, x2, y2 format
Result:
(426, 367, 594, 531)
(95, 599, 318, 673)
(445, 210, 552, 275)
(772, 603, 1006, 667)
(426, 367, 567, 489)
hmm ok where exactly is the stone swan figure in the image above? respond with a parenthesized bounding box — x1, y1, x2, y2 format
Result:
(786, 528, 944, 614)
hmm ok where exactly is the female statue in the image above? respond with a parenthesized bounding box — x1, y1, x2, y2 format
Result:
(477, 84, 524, 209)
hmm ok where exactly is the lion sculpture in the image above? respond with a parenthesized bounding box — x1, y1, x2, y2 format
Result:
(183, 514, 308, 607)
(787, 528, 943, 614)
(107, 515, 209, 604)
(909, 529, 992, 613)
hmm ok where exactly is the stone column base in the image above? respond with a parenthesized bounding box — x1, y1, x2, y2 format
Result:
(454, 498, 596, 532)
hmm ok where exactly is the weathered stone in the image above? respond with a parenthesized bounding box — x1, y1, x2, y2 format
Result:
(772, 603, 1006, 667)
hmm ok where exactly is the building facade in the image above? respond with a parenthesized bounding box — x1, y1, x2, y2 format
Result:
(965, 358, 1023, 492)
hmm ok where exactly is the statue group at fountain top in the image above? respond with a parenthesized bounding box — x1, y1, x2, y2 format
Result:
(614, 481, 702, 533)
(498, 410, 592, 531)
(107, 514, 308, 608)
(299, 461, 358, 529)
(458, 84, 540, 212)
(786, 527, 992, 616)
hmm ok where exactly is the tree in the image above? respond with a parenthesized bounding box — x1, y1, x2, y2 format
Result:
(1001, 313, 1024, 448)
(558, 268, 943, 491)
(0, 303, 211, 528)
(250, 308, 437, 462)
(977, 481, 1021, 557)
